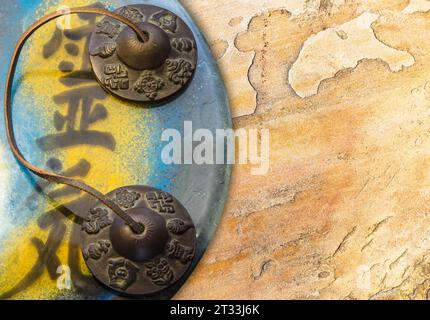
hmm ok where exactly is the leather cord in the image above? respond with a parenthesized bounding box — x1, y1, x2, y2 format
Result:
(4, 7, 147, 234)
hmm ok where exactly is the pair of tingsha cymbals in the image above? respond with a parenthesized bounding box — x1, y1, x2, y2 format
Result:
(81, 4, 197, 295)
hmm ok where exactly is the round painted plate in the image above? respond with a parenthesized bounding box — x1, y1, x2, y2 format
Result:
(0, 0, 231, 300)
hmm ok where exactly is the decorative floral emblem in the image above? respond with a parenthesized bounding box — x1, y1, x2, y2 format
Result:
(117, 6, 144, 23)
(95, 20, 120, 38)
(108, 258, 139, 291)
(103, 64, 129, 90)
(82, 208, 112, 234)
(167, 218, 193, 235)
(114, 189, 141, 209)
(150, 10, 178, 33)
(171, 37, 195, 53)
(145, 191, 175, 214)
(166, 239, 194, 264)
(166, 59, 195, 85)
(145, 258, 174, 286)
(83, 240, 111, 260)
(90, 42, 116, 58)
(134, 71, 165, 100)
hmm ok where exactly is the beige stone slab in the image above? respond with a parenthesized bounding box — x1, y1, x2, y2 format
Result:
(176, 0, 430, 299)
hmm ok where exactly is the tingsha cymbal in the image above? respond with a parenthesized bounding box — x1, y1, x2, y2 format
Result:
(80, 185, 196, 295)
(89, 4, 197, 103)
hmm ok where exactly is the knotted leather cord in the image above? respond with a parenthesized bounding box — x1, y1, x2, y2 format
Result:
(4, 7, 148, 234)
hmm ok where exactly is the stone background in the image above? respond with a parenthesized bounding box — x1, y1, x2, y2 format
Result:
(176, 0, 430, 299)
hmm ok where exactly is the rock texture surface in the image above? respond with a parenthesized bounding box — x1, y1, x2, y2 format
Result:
(177, 0, 430, 300)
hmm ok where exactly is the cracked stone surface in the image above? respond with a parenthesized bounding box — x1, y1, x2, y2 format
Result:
(177, 0, 430, 299)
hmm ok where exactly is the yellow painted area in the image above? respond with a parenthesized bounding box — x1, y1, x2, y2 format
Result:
(0, 145, 11, 234)
(0, 0, 152, 299)
(0, 219, 72, 300)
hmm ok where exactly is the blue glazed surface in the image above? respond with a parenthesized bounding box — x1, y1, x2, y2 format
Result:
(0, 0, 231, 299)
